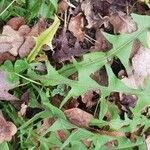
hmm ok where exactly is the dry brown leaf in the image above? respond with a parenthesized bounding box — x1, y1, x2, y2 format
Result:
(109, 11, 137, 34)
(58, 0, 69, 13)
(38, 118, 55, 135)
(18, 103, 28, 117)
(7, 17, 26, 30)
(119, 93, 137, 108)
(18, 25, 31, 36)
(0, 25, 24, 56)
(81, 0, 96, 28)
(0, 52, 15, 64)
(28, 18, 46, 37)
(19, 36, 35, 58)
(56, 130, 67, 142)
(68, 13, 84, 41)
(94, 30, 112, 52)
(64, 108, 93, 127)
(121, 75, 140, 89)
(0, 113, 17, 143)
(81, 90, 97, 108)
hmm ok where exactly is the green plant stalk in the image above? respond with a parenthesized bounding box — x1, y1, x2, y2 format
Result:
(0, 0, 16, 16)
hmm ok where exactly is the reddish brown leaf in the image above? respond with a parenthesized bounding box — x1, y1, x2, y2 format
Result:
(58, 0, 69, 13)
(56, 130, 67, 142)
(0, 114, 17, 143)
(64, 108, 93, 127)
(7, 17, 26, 30)
(0, 52, 15, 64)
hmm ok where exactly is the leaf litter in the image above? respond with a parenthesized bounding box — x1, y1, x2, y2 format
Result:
(1, 0, 150, 149)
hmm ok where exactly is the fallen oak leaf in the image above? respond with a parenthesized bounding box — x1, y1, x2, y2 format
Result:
(27, 15, 60, 63)
(0, 25, 24, 56)
(7, 17, 26, 30)
(0, 113, 17, 143)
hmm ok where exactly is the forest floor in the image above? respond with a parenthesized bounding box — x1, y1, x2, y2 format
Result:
(0, 0, 150, 149)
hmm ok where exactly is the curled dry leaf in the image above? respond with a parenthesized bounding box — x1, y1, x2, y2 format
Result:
(64, 108, 93, 127)
(0, 114, 17, 143)
(68, 13, 85, 41)
(109, 11, 137, 34)
(0, 71, 19, 101)
(7, 17, 26, 30)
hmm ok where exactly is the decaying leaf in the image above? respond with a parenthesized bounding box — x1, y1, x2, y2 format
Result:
(0, 52, 15, 64)
(109, 11, 137, 34)
(0, 71, 19, 101)
(81, 0, 96, 28)
(81, 90, 98, 108)
(64, 108, 93, 127)
(0, 17, 46, 58)
(7, 17, 26, 30)
(38, 118, 55, 135)
(94, 30, 112, 51)
(58, 0, 69, 13)
(0, 113, 17, 143)
(68, 13, 84, 41)
(56, 130, 67, 142)
(119, 93, 137, 108)
(0, 25, 24, 56)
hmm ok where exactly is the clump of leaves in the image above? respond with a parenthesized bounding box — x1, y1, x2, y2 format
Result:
(1, 13, 150, 149)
